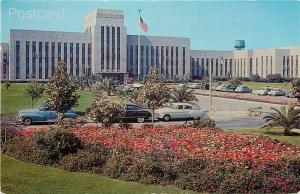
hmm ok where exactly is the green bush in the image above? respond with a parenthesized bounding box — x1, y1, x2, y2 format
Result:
(2, 138, 35, 163)
(32, 127, 82, 164)
(57, 143, 109, 173)
(193, 117, 216, 128)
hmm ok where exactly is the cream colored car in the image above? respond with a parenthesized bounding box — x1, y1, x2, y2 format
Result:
(155, 102, 207, 122)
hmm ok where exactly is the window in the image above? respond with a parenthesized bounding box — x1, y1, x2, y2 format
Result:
(88, 43, 91, 75)
(176, 47, 179, 75)
(129, 45, 134, 76)
(82, 43, 85, 74)
(151, 46, 154, 69)
(51, 42, 55, 76)
(261, 56, 264, 77)
(197, 58, 200, 76)
(283, 56, 286, 77)
(215, 59, 219, 77)
(32, 41, 36, 77)
(126, 105, 140, 111)
(265, 56, 268, 76)
(45, 42, 49, 79)
(58, 42, 61, 61)
(70, 43, 73, 75)
(296, 55, 299, 77)
(64, 42, 67, 65)
(76, 43, 79, 76)
(256, 58, 258, 74)
(117, 27, 120, 71)
(291, 56, 294, 77)
(166, 46, 169, 77)
(249, 58, 253, 75)
(146, 45, 149, 74)
(39, 42, 42, 79)
(156, 46, 159, 70)
(112, 26, 115, 70)
(141, 45, 144, 77)
(201, 58, 205, 76)
(191, 58, 195, 76)
(106, 26, 110, 70)
(160, 46, 164, 74)
(184, 105, 192, 110)
(101, 26, 104, 69)
(177, 105, 183, 109)
(270, 56, 273, 74)
(287, 56, 290, 77)
(229, 59, 232, 77)
(26, 41, 30, 79)
(15, 41, 20, 79)
(135, 45, 138, 76)
(171, 47, 174, 76)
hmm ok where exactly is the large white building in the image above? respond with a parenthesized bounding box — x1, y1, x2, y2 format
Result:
(1, 8, 300, 82)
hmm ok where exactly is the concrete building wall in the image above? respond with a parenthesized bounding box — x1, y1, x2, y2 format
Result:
(127, 35, 190, 79)
(8, 29, 91, 81)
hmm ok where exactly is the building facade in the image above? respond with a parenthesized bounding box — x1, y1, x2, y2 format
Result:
(1, 8, 300, 82)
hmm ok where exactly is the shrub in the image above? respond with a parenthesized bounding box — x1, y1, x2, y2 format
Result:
(32, 127, 82, 164)
(266, 74, 283, 83)
(193, 117, 216, 128)
(57, 143, 109, 173)
(228, 78, 242, 86)
(250, 74, 260, 82)
(2, 138, 35, 163)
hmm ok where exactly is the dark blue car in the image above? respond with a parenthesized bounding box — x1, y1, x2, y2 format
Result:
(18, 103, 78, 125)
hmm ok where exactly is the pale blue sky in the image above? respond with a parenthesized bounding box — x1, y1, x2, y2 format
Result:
(1, 0, 300, 50)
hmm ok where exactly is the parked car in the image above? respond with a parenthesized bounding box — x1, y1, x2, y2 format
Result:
(215, 85, 223, 91)
(255, 87, 271, 96)
(201, 82, 209, 90)
(235, 85, 252, 93)
(221, 84, 237, 92)
(188, 83, 201, 89)
(18, 103, 78, 125)
(286, 90, 295, 98)
(155, 102, 207, 122)
(119, 103, 152, 123)
(268, 88, 285, 96)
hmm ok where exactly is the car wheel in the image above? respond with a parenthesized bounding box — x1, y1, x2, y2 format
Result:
(163, 114, 171, 122)
(23, 117, 32, 125)
(137, 117, 145, 123)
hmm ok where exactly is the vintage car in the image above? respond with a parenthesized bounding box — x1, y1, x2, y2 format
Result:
(18, 103, 78, 125)
(235, 85, 252, 93)
(187, 83, 202, 89)
(255, 87, 271, 96)
(119, 103, 152, 123)
(220, 84, 237, 92)
(155, 102, 207, 122)
(268, 88, 285, 96)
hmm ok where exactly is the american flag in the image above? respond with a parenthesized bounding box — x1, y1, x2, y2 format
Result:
(139, 10, 148, 32)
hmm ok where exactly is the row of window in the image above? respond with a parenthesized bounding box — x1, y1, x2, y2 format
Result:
(16, 41, 91, 79)
(191, 58, 233, 78)
(283, 55, 299, 78)
(100, 26, 121, 71)
(128, 45, 185, 78)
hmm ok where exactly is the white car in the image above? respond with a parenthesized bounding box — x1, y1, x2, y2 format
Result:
(188, 83, 201, 89)
(255, 87, 270, 96)
(155, 102, 207, 122)
(268, 88, 285, 96)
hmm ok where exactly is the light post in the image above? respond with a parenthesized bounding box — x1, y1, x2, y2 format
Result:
(208, 56, 224, 117)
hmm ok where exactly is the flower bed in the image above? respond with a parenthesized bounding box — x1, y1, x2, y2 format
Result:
(2, 125, 300, 193)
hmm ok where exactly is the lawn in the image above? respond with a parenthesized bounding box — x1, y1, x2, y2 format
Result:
(1, 155, 194, 194)
(226, 128, 300, 147)
(239, 81, 293, 90)
(1, 83, 94, 116)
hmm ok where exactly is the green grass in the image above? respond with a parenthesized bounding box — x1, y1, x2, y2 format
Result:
(1, 155, 195, 194)
(226, 128, 300, 147)
(239, 81, 292, 90)
(1, 83, 94, 116)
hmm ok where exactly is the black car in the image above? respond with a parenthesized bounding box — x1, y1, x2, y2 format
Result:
(119, 104, 152, 123)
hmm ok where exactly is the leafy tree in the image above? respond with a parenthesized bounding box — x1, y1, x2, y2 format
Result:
(292, 79, 300, 102)
(250, 74, 260, 82)
(46, 61, 79, 121)
(266, 74, 283, 83)
(95, 77, 116, 96)
(141, 68, 170, 122)
(4, 81, 10, 90)
(263, 104, 300, 136)
(170, 86, 198, 102)
(24, 80, 44, 108)
(85, 91, 123, 126)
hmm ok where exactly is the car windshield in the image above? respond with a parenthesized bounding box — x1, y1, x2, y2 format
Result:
(38, 102, 49, 110)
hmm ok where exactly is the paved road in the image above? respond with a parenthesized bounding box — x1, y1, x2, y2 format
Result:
(194, 95, 281, 129)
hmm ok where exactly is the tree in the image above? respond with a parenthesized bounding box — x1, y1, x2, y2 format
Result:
(141, 68, 170, 123)
(170, 85, 198, 102)
(292, 79, 300, 102)
(266, 74, 283, 83)
(4, 81, 10, 90)
(228, 77, 242, 86)
(250, 74, 260, 82)
(46, 61, 79, 121)
(263, 104, 300, 136)
(24, 80, 44, 108)
(95, 77, 116, 96)
(85, 91, 123, 126)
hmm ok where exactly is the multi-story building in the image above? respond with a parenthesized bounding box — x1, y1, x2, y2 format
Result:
(1, 8, 299, 82)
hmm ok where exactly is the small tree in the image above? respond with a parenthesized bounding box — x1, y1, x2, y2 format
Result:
(4, 81, 11, 90)
(142, 68, 170, 123)
(263, 104, 300, 136)
(170, 86, 198, 102)
(46, 61, 79, 121)
(24, 80, 44, 108)
(95, 77, 116, 96)
(85, 91, 123, 126)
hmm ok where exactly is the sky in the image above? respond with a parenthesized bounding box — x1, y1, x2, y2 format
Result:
(1, 0, 300, 50)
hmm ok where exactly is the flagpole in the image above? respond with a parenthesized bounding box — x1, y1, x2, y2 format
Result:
(137, 9, 141, 81)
